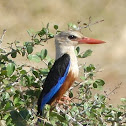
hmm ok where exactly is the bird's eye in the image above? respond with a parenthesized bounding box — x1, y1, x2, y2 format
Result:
(68, 35, 77, 40)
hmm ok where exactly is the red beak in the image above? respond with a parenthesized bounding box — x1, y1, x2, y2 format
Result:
(78, 37, 105, 44)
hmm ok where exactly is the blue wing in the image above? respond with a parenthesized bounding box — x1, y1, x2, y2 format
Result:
(37, 54, 70, 115)
(40, 62, 70, 110)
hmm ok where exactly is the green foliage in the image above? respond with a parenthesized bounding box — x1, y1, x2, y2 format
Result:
(75, 47, 92, 58)
(0, 23, 126, 126)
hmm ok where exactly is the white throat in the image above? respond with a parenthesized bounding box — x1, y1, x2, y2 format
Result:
(55, 42, 79, 77)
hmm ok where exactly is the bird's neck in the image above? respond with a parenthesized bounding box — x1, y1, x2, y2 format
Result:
(55, 43, 79, 77)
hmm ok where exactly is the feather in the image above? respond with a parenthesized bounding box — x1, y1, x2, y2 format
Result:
(37, 54, 70, 115)
(40, 63, 70, 110)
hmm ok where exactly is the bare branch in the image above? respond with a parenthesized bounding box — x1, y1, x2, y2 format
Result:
(104, 82, 123, 99)
(0, 29, 6, 44)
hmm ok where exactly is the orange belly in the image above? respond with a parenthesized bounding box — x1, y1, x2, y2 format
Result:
(49, 71, 76, 105)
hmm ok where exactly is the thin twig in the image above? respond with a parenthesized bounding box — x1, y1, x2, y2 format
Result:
(77, 17, 104, 31)
(42, 59, 48, 66)
(0, 29, 6, 44)
(104, 82, 122, 99)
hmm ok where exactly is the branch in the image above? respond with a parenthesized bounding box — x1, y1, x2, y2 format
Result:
(104, 82, 122, 99)
(0, 29, 6, 44)
(56, 105, 83, 126)
(76, 17, 104, 31)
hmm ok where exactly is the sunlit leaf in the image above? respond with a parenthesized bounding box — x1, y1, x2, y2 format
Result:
(40, 49, 47, 59)
(121, 98, 126, 103)
(40, 68, 49, 76)
(28, 54, 41, 62)
(27, 29, 35, 36)
(20, 70, 27, 75)
(48, 33, 54, 38)
(26, 45, 33, 54)
(68, 23, 77, 29)
(4, 101, 13, 110)
(13, 97, 20, 106)
(79, 49, 92, 58)
(34, 38, 40, 44)
(3, 79, 9, 84)
(6, 63, 15, 77)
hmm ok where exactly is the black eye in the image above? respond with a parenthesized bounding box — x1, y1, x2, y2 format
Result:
(68, 35, 77, 40)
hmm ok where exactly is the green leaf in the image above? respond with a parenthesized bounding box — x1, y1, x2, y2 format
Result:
(48, 60, 54, 69)
(32, 70, 39, 78)
(13, 97, 20, 106)
(93, 83, 97, 88)
(68, 23, 77, 29)
(80, 76, 85, 80)
(10, 110, 26, 126)
(6, 63, 15, 77)
(70, 106, 79, 116)
(20, 70, 27, 75)
(2, 92, 10, 99)
(46, 23, 49, 28)
(10, 75, 17, 81)
(19, 109, 30, 120)
(81, 49, 92, 58)
(50, 111, 66, 123)
(40, 68, 49, 76)
(69, 91, 73, 98)
(120, 98, 126, 103)
(75, 46, 80, 55)
(68, 23, 73, 28)
(27, 29, 35, 36)
(28, 54, 41, 62)
(72, 24, 77, 29)
(45, 55, 52, 62)
(21, 49, 25, 56)
(36, 52, 41, 57)
(40, 49, 47, 59)
(93, 79, 105, 89)
(11, 49, 17, 58)
(26, 45, 33, 54)
(54, 25, 58, 30)
(0, 48, 6, 53)
(4, 101, 13, 110)
(117, 112, 122, 117)
(1, 67, 7, 76)
(39, 28, 48, 36)
(21, 75, 30, 86)
(3, 113, 10, 120)
(34, 38, 40, 44)
(84, 102, 89, 110)
(95, 79, 105, 86)
(3, 79, 9, 84)
(48, 33, 54, 38)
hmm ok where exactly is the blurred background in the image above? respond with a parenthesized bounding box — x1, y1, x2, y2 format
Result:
(0, 0, 126, 105)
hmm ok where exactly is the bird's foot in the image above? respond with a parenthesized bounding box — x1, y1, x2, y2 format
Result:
(56, 96, 71, 105)
(61, 96, 71, 101)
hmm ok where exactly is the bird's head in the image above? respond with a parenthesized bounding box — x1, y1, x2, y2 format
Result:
(55, 31, 105, 46)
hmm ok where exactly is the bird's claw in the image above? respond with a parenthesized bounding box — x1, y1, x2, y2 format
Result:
(56, 96, 71, 105)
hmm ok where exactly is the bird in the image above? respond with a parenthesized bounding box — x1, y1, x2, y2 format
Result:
(37, 30, 105, 115)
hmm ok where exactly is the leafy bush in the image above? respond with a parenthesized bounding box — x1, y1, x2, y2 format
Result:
(0, 23, 126, 126)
